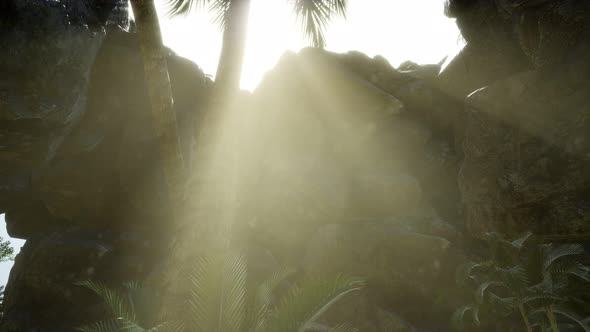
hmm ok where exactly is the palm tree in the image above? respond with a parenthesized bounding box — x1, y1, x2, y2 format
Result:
(129, 0, 185, 216)
(162, 0, 349, 247)
(165, 0, 348, 92)
(125, 2, 349, 320)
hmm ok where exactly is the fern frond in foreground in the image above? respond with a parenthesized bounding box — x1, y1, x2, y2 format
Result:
(76, 280, 182, 332)
(77, 251, 365, 332)
(452, 231, 590, 332)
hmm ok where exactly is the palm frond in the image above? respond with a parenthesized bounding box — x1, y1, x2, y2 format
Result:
(376, 309, 414, 332)
(119, 320, 146, 332)
(566, 263, 590, 282)
(77, 319, 125, 332)
(326, 0, 347, 17)
(264, 274, 365, 332)
(522, 293, 564, 305)
(456, 261, 479, 286)
(325, 322, 358, 332)
(146, 320, 185, 332)
(476, 281, 507, 304)
(494, 265, 529, 290)
(77, 280, 137, 323)
(542, 244, 584, 272)
(163, 0, 231, 32)
(248, 267, 297, 331)
(456, 261, 494, 286)
(451, 305, 471, 330)
(511, 231, 533, 250)
(123, 281, 163, 327)
(472, 306, 482, 327)
(209, 0, 232, 31)
(291, 0, 348, 48)
(488, 293, 516, 314)
(163, 0, 208, 17)
(482, 231, 532, 259)
(552, 306, 590, 332)
(187, 251, 247, 332)
(528, 306, 590, 332)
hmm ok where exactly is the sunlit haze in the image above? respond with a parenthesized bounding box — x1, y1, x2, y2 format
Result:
(157, 0, 463, 91)
(0, 0, 463, 285)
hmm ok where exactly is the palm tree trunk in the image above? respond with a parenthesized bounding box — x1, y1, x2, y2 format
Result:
(190, 0, 251, 247)
(130, 0, 185, 211)
(214, 0, 251, 94)
(130, 1, 188, 322)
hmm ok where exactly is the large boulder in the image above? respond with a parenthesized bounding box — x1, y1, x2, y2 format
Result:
(0, 0, 112, 214)
(304, 220, 461, 330)
(237, 49, 463, 264)
(458, 1, 590, 239)
(0, 11, 211, 331)
(2, 226, 158, 332)
(220, 49, 466, 330)
(32, 28, 211, 227)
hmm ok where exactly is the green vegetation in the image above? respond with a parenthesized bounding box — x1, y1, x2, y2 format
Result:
(453, 232, 590, 331)
(0, 236, 14, 320)
(78, 252, 364, 332)
(0, 236, 14, 262)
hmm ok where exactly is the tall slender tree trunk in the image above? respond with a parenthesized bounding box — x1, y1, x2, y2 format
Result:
(130, 1, 189, 322)
(130, 0, 185, 213)
(214, 0, 251, 94)
(193, 0, 252, 246)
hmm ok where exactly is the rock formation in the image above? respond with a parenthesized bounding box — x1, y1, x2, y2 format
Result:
(0, 0, 589, 331)
(0, 1, 211, 330)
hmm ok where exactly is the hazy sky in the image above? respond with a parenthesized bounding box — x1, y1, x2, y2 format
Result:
(0, 0, 462, 286)
(158, 0, 463, 90)
(0, 215, 25, 286)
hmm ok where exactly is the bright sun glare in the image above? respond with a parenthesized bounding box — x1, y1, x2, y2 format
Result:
(158, 0, 463, 91)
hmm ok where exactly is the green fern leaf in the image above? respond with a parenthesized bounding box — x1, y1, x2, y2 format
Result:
(510, 231, 533, 250)
(552, 306, 590, 332)
(325, 322, 359, 332)
(472, 306, 481, 327)
(475, 281, 506, 304)
(451, 305, 473, 330)
(77, 319, 125, 332)
(248, 267, 297, 331)
(542, 244, 583, 272)
(146, 320, 185, 332)
(77, 280, 137, 323)
(118, 319, 146, 332)
(188, 251, 247, 332)
(264, 274, 365, 332)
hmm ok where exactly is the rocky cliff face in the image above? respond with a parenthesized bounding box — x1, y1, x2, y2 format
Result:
(0, 1, 211, 330)
(0, 0, 589, 331)
(455, 0, 590, 239)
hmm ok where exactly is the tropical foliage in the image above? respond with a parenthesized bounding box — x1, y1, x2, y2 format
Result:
(0, 237, 14, 320)
(453, 231, 590, 332)
(78, 252, 365, 332)
(0, 236, 14, 262)
(76, 280, 182, 332)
